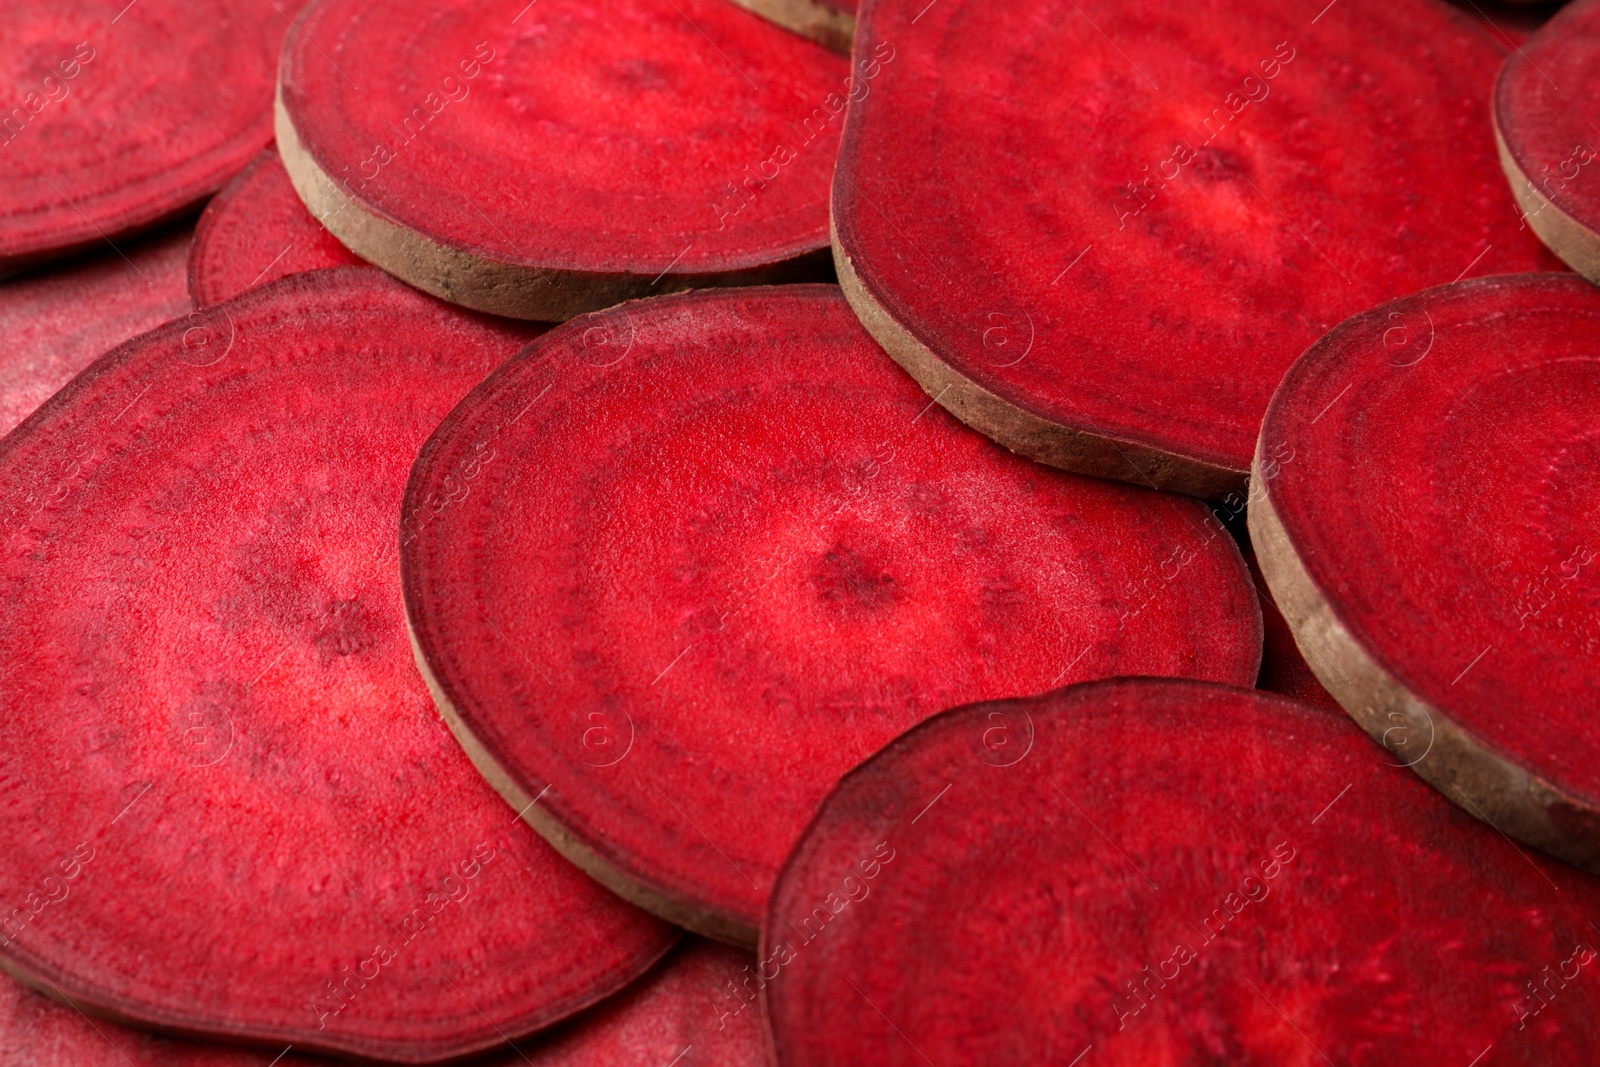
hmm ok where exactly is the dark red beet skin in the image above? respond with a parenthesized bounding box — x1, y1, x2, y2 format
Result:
(402, 285, 1263, 946)
(0, 226, 190, 437)
(189, 147, 364, 308)
(1240, 535, 1336, 708)
(765, 679, 1600, 1066)
(0, 270, 674, 1062)
(0, 0, 301, 270)
(1, 937, 763, 1066)
(833, 0, 1556, 497)
(1495, 0, 1600, 282)
(276, 0, 851, 320)
(1249, 273, 1600, 876)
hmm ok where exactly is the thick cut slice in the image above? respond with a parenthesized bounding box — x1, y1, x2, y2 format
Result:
(834, 0, 1555, 497)
(1250, 273, 1600, 875)
(724, 0, 855, 52)
(1496, 0, 1600, 281)
(0, 226, 190, 437)
(0, 0, 300, 270)
(276, 0, 848, 321)
(402, 285, 1263, 946)
(0, 270, 673, 1063)
(767, 679, 1600, 1066)
(0, 938, 762, 1066)
(189, 148, 364, 307)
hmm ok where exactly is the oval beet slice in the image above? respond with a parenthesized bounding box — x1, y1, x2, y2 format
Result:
(1249, 272, 1600, 875)
(276, 0, 847, 322)
(0, 269, 674, 1062)
(767, 678, 1600, 1066)
(0, 0, 300, 270)
(402, 284, 1263, 945)
(1496, 0, 1600, 282)
(189, 148, 364, 308)
(1, 937, 761, 1066)
(0, 226, 190, 437)
(726, 0, 854, 52)
(833, 0, 1554, 498)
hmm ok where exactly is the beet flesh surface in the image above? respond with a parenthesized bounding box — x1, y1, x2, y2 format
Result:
(0, 0, 299, 269)
(0, 226, 191, 438)
(766, 679, 1600, 1066)
(0, 937, 762, 1066)
(0, 270, 674, 1063)
(189, 148, 364, 308)
(1495, 0, 1600, 282)
(401, 285, 1265, 946)
(832, 0, 1556, 497)
(1251, 273, 1600, 877)
(276, 0, 849, 321)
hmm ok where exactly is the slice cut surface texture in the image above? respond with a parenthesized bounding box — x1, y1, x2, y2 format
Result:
(833, 0, 1555, 497)
(189, 147, 365, 308)
(0, 0, 300, 269)
(765, 679, 1600, 1066)
(0, 269, 674, 1063)
(724, 0, 855, 52)
(402, 284, 1264, 946)
(277, 0, 847, 321)
(1495, 0, 1600, 282)
(1249, 272, 1600, 875)
(0, 225, 191, 437)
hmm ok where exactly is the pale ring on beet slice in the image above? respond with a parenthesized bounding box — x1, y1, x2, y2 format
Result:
(401, 284, 1263, 946)
(1250, 272, 1600, 876)
(275, 0, 847, 322)
(189, 148, 365, 308)
(0, 936, 762, 1066)
(0, 225, 191, 438)
(725, 0, 855, 53)
(0, 269, 675, 1063)
(832, 0, 1556, 498)
(1495, 0, 1600, 283)
(766, 678, 1600, 1066)
(0, 0, 302, 271)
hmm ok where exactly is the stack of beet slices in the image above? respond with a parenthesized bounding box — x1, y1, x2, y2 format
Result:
(0, 272, 672, 1062)
(832, 0, 1556, 496)
(401, 285, 1262, 944)
(1, 0, 296, 270)
(767, 679, 1600, 1065)
(275, 0, 849, 320)
(1252, 272, 1600, 873)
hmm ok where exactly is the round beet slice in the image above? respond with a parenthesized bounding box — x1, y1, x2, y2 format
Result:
(0, 225, 190, 437)
(0, 0, 301, 270)
(1496, 0, 1600, 282)
(1, 937, 762, 1066)
(1249, 272, 1600, 875)
(402, 284, 1264, 946)
(725, 0, 855, 52)
(276, 0, 847, 322)
(189, 148, 365, 308)
(766, 678, 1600, 1066)
(0, 269, 674, 1062)
(833, 0, 1556, 498)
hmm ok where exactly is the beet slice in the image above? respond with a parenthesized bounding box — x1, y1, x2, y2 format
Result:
(833, 0, 1556, 498)
(1, 937, 764, 1066)
(0, 225, 190, 437)
(189, 148, 365, 308)
(0, 0, 302, 271)
(1250, 272, 1600, 875)
(1495, 0, 1600, 282)
(725, 0, 855, 52)
(0, 269, 675, 1062)
(276, 0, 848, 322)
(766, 678, 1600, 1066)
(402, 284, 1264, 946)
